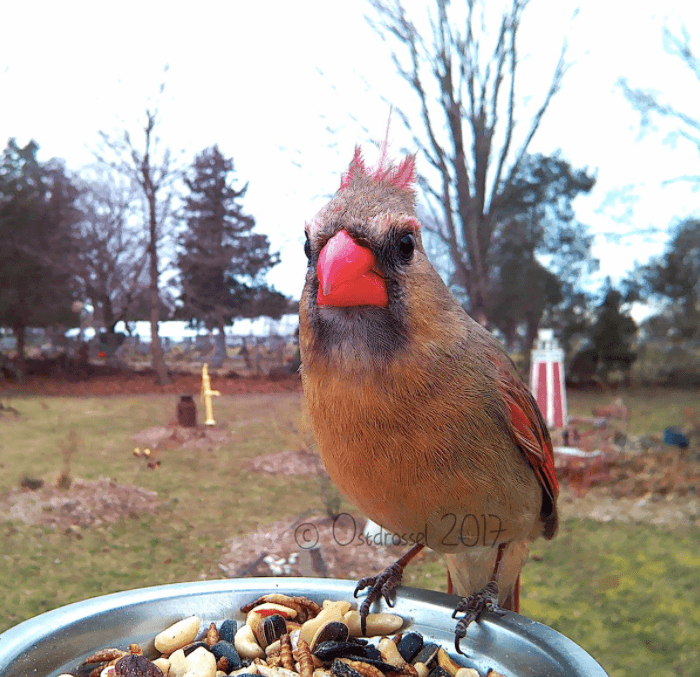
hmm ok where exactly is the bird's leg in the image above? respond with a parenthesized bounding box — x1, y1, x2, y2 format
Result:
(354, 543, 425, 634)
(452, 542, 509, 655)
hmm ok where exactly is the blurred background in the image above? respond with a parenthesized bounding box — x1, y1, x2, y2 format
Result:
(1, 4, 700, 675)
(1, 0, 698, 386)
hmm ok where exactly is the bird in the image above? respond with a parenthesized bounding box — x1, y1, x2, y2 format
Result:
(298, 145, 558, 652)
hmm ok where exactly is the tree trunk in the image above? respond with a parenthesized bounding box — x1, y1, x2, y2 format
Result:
(210, 317, 227, 369)
(102, 295, 118, 336)
(146, 192, 171, 385)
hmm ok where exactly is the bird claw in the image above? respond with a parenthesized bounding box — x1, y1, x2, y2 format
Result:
(453, 581, 503, 655)
(354, 562, 404, 635)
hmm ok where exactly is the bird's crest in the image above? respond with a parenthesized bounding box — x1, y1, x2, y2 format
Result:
(339, 145, 416, 193)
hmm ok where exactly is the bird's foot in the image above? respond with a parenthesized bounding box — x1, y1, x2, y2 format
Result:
(452, 581, 506, 654)
(354, 561, 404, 635)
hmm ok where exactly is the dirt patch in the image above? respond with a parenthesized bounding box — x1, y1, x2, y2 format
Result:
(131, 425, 233, 451)
(243, 448, 325, 477)
(1, 478, 158, 529)
(219, 514, 414, 580)
(558, 485, 699, 528)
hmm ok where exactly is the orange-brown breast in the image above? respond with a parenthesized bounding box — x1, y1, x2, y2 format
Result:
(300, 287, 543, 552)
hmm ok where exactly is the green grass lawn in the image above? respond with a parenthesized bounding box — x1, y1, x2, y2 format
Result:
(0, 388, 698, 677)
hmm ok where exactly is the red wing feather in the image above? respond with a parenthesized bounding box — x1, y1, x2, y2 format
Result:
(506, 390, 559, 500)
(492, 355, 559, 503)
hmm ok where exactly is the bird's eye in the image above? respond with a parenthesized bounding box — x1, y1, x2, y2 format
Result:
(398, 233, 415, 262)
(304, 232, 311, 261)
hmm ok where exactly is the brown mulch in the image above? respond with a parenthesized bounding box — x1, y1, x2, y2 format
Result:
(0, 371, 301, 397)
(1, 478, 158, 529)
(557, 445, 699, 500)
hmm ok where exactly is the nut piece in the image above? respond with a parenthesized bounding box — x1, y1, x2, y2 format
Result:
(152, 658, 171, 676)
(342, 611, 404, 637)
(413, 663, 429, 677)
(154, 616, 201, 654)
(241, 596, 321, 623)
(454, 670, 479, 677)
(266, 640, 282, 658)
(436, 649, 460, 677)
(300, 603, 351, 644)
(256, 665, 299, 677)
(247, 603, 299, 621)
(167, 651, 187, 677)
(230, 667, 259, 676)
(183, 646, 216, 677)
(378, 638, 405, 668)
(234, 622, 265, 660)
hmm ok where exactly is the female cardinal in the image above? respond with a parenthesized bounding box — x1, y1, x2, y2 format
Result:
(298, 147, 558, 651)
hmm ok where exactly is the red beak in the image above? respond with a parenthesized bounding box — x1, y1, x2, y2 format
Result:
(316, 230, 388, 307)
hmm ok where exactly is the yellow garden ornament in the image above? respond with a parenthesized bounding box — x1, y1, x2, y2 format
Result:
(200, 363, 220, 426)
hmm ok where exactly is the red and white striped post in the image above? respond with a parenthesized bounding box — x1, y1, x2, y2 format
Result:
(529, 329, 567, 429)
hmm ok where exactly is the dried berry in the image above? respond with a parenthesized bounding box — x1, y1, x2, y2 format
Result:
(114, 654, 163, 677)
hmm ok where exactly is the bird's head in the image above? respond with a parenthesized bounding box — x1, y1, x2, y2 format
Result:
(300, 146, 456, 369)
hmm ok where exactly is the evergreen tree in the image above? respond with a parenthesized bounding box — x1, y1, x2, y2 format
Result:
(589, 279, 638, 383)
(178, 145, 287, 364)
(0, 139, 81, 373)
(638, 218, 700, 341)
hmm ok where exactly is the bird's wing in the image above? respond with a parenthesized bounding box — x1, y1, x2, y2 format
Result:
(492, 354, 559, 505)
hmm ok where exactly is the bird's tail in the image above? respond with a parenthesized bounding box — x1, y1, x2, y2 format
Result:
(502, 574, 520, 612)
(444, 542, 528, 610)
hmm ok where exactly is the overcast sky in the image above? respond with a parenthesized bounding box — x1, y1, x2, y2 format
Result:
(2, 0, 699, 316)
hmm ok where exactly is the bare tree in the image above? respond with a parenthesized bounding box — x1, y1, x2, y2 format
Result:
(367, 0, 570, 326)
(74, 171, 148, 336)
(96, 101, 177, 384)
(619, 26, 700, 187)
